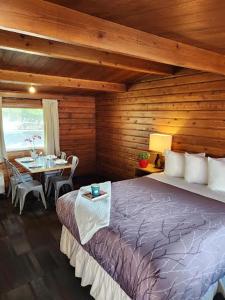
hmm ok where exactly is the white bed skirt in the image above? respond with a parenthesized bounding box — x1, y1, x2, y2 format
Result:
(60, 225, 130, 300)
(60, 225, 225, 300)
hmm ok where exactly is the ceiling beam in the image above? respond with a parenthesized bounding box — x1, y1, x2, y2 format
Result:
(0, 90, 92, 100)
(0, 31, 173, 76)
(0, 69, 126, 92)
(1, 1, 225, 75)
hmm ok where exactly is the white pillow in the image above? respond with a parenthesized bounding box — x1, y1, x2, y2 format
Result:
(164, 150, 185, 177)
(208, 157, 225, 192)
(184, 153, 207, 184)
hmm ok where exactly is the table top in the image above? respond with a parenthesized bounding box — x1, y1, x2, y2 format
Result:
(15, 157, 72, 174)
(136, 163, 163, 173)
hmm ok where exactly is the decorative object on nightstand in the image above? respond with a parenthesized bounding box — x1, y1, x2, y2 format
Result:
(137, 151, 150, 168)
(149, 133, 172, 169)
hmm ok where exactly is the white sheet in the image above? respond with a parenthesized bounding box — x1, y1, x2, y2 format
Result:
(75, 181, 111, 245)
(148, 172, 225, 203)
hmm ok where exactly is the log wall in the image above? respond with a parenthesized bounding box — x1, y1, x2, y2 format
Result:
(96, 70, 225, 180)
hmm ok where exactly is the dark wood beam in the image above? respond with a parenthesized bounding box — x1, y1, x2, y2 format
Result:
(0, 69, 126, 92)
(0, 30, 173, 75)
(1, 0, 225, 75)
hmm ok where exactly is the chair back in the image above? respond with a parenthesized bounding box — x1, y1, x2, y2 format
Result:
(67, 155, 79, 180)
(9, 161, 25, 183)
(3, 157, 13, 178)
(60, 151, 67, 160)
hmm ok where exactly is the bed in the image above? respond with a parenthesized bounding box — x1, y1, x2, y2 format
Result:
(56, 173, 225, 300)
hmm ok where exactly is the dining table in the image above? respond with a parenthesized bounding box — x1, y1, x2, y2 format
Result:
(15, 156, 72, 174)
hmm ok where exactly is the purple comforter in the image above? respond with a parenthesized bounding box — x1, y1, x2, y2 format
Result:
(56, 177, 225, 300)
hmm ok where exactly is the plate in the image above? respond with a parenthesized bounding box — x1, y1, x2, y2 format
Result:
(28, 163, 42, 169)
(55, 159, 67, 165)
(20, 157, 34, 163)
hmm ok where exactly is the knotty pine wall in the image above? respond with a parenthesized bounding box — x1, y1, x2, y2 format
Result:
(96, 69, 225, 180)
(1, 96, 96, 185)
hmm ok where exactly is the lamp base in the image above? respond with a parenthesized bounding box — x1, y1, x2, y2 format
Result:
(154, 154, 164, 169)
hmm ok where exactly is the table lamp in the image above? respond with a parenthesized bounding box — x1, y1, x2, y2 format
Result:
(149, 133, 172, 168)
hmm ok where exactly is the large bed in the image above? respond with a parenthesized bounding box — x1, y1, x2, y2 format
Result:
(56, 174, 225, 300)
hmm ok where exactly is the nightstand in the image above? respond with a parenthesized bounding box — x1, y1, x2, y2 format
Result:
(135, 164, 163, 177)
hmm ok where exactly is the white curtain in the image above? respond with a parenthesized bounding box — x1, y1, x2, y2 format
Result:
(0, 97, 6, 162)
(43, 99, 60, 156)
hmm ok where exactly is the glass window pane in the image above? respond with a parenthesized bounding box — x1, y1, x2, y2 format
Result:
(2, 108, 44, 151)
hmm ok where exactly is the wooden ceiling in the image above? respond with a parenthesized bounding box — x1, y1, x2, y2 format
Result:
(0, 45, 148, 96)
(0, 49, 144, 83)
(49, 0, 225, 54)
(0, 0, 224, 97)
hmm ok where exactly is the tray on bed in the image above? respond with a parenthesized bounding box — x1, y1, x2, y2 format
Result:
(82, 190, 108, 201)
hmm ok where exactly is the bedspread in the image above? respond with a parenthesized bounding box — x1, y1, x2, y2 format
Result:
(56, 177, 225, 300)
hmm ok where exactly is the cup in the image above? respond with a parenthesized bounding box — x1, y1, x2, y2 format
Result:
(91, 184, 100, 197)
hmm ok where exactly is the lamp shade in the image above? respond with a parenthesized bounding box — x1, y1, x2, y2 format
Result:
(149, 133, 172, 154)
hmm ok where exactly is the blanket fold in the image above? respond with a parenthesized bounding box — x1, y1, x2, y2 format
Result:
(75, 181, 111, 244)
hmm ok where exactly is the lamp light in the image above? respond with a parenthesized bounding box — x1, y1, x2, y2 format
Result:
(149, 133, 172, 168)
(28, 86, 36, 94)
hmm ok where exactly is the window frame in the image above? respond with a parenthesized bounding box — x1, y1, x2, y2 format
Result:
(2, 100, 44, 153)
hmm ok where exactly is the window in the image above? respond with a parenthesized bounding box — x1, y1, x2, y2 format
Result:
(2, 108, 44, 151)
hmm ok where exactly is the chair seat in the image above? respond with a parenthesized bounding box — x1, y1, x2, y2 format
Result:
(16, 180, 46, 215)
(11, 173, 32, 183)
(8, 173, 33, 204)
(18, 180, 42, 190)
(50, 175, 68, 183)
(21, 173, 33, 180)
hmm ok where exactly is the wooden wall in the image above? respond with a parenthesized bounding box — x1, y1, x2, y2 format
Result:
(96, 69, 225, 180)
(58, 96, 96, 175)
(1, 96, 96, 185)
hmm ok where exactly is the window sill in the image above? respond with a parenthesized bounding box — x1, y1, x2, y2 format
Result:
(6, 149, 44, 158)
(6, 148, 43, 153)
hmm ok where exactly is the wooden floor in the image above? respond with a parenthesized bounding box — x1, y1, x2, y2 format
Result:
(0, 179, 95, 300)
